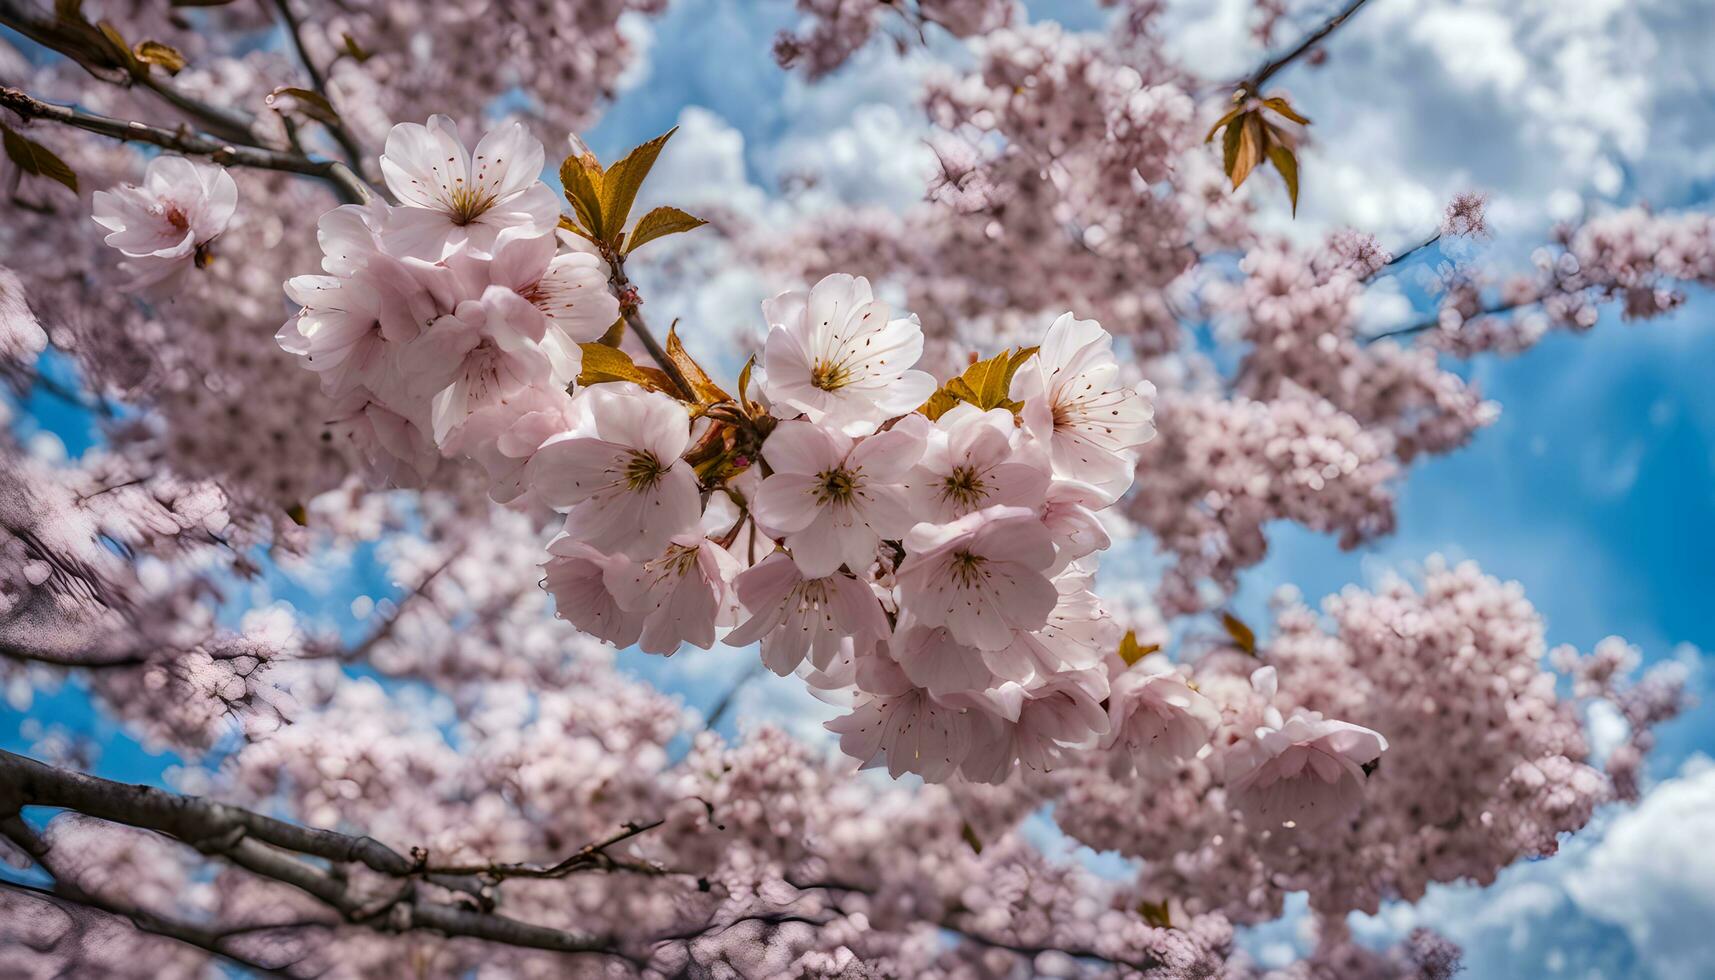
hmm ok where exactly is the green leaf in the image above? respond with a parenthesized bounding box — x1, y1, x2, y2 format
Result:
(1220, 611, 1257, 656)
(558, 151, 604, 238)
(575, 342, 675, 394)
(1117, 630, 1161, 667)
(1136, 898, 1173, 930)
(1, 124, 79, 194)
(736, 354, 761, 415)
(596, 127, 676, 242)
(340, 32, 371, 63)
(960, 822, 984, 854)
(625, 205, 708, 255)
(132, 40, 186, 75)
(1264, 138, 1299, 216)
(265, 87, 342, 128)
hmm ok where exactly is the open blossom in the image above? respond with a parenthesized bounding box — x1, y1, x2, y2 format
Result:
(761, 273, 938, 435)
(824, 652, 975, 781)
(540, 534, 644, 649)
(91, 156, 237, 293)
(894, 505, 1057, 650)
(902, 403, 1050, 523)
(1223, 669, 1389, 828)
(605, 535, 743, 655)
(954, 670, 1111, 782)
(752, 419, 925, 576)
(1010, 313, 1156, 500)
(378, 115, 559, 259)
(724, 552, 892, 675)
(439, 230, 618, 357)
(402, 286, 559, 442)
(525, 384, 699, 559)
(1101, 657, 1221, 776)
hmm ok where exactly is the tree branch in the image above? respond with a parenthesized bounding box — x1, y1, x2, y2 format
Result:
(1362, 297, 1539, 344)
(0, 0, 257, 146)
(1240, 0, 1374, 92)
(0, 86, 369, 205)
(0, 749, 641, 964)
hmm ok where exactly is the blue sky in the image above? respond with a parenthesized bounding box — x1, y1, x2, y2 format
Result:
(6, 1, 1715, 976)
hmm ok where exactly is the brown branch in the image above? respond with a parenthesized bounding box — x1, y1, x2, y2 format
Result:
(0, 86, 369, 205)
(419, 818, 670, 880)
(604, 253, 696, 399)
(0, 0, 257, 146)
(1362, 297, 1540, 344)
(1240, 0, 1375, 92)
(0, 812, 298, 976)
(0, 749, 641, 964)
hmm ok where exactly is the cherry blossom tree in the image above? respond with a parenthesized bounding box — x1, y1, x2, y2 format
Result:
(0, 0, 1703, 976)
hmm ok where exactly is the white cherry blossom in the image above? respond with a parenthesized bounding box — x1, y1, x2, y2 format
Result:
(1224, 704, 1389, 829)
(378, 115, 559, 259)
(1009, 313, 1156, 500)
(1101, 657, 1221, 777)
(760, 273, 937, 435)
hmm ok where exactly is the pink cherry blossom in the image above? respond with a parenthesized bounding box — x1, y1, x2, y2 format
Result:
(752, 419, 925, 576)
(1010, 313, 1156, 501)
(723, 552, 891, 675)
(894, 505, 1058, 650)
(902, 403, 1050, 523)
(539, 534, 645, 649)
(1225, 709, 1389, 830)
(604, 535, 743, 655)
(91, 155, 237, 293)
(525, 384, 701, 559)
(1101, 658, 1222, 777)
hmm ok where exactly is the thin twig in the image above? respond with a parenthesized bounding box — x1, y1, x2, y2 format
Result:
(267, 0, 369, 173)
(604, 254, 695, 399)
(1362, 297, 1538, 344)
(0, 0, 257, 146)
(0, 86, 369, 205)
(1240, 0, 1375, 93)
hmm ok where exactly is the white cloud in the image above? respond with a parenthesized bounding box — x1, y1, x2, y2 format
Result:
(1563, 760, 1715, 980)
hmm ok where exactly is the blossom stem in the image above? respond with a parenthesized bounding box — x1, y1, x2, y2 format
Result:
(603, 253, 696, 399)
(0, 86, 370, 204)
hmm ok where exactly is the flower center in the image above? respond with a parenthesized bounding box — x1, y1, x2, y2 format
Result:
(624, 451, 667, 491)
(158, 204, 190, 234)
(445, 183, 499, 226)
(814, 467, 860, 504)
(949, 549, 987, 588)
(810, 358, 853, 392)
(939, 466, 988, 510)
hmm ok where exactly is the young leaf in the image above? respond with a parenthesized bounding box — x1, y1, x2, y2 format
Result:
(1261, 96, 1311, 126)
(1264, 139, 1299, 215)
(340, 32, 371, 63)
(665, 325, 731, 407)
(133, 40, 186, 75)
(1, 125, 79, 194)
(576, 342, 675, 394)
(1220, 611, 1257, 656)
(625, 206, 708, 255)
(1116, 629, 1162, 668)
(1204, 102, 1247, 144)
(559, 151, 604, 237)
(1136, 898, 1173, 930)
(960, 822, 984, 854)
(736, 354, 761, 415)
(919, 346, 1038, 419)
(1229, 113, 1266, 189)
(266, 87, 342, 128)
(285, 503, 309, 527)
(596, 128, 676, 242)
